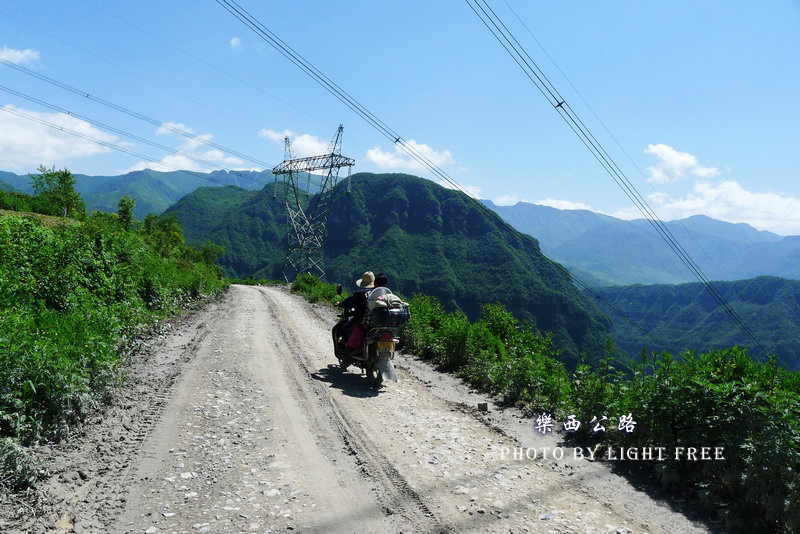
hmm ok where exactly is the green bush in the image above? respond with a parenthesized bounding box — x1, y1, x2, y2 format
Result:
(405, 296, 570, 414)
(0, 211, 227, 488)
(402, 291, 799, 532)
(0, 438, 40, 491)
(569, 348, 800, 533)
(290, 273, 344, 304)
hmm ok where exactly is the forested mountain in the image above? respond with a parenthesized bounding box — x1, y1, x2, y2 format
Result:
(168, 172, 613, 366)
(0, 179, 16, 192)
(0, 169, 265, 218)
(592, 276, 800, 370)
(483, 200, 798, 285)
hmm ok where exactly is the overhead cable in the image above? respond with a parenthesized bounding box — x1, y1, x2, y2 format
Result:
(0, 104, 252, 189)
(0, 85, 271, 186)
(216, 0, 674, 352)
(464, 0, 768, 357)
(0, 59, 277, 172)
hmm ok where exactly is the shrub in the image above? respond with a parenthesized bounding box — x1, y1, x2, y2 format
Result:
(0, 438, 40, 491)
(0, 211, 227, 474)
(573, 347, 800, 533)
(405, 296, 569, 413)
(290, 273, 344, 305)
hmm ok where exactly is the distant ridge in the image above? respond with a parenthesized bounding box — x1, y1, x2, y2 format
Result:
(483, 199, 797, 285)
(592, 276, 800, 371)
(0, 179, 17, 192)
(0, 169, 265, 218)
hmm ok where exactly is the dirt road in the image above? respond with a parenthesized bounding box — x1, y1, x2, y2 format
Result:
(4, 285, 719, 533)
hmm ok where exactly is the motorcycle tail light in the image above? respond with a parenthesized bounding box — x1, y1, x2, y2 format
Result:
(380, 332, 393, 341)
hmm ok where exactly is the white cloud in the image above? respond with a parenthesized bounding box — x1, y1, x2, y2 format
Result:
(0, 105, 116, 168)
(128, 124, 243, 172)
(436, 179, 480, 199)
(156, 122, 194, 136)
(644, 143, 719, 183)
(644, 180, 800, 235)
(182, 133, 214, 152)
(260, 128, 288, 143)
(609, 205, 645, 220)
(494, 195, 526, 206)
(611, 181, 800, 235)
(259, 128, 330, 158)
(230, 37, 242, 50)
(535, 198, 594, 211)
(365, 140, 454, 172)
(0, 47, 40, 65)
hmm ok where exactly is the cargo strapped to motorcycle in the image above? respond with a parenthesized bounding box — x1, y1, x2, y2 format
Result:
(364, 288, 410, 327)
(365, 306, 411, 327)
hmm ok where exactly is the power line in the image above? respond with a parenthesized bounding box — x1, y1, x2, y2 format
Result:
(0, 85, 272, 187)
(78, 0, 318, 127)
(214, 1, 475, 197)
(464, 0, 769, 357)
(216, 0, 676, 353)
(0, 59, 278, 172)
(0, 104, 251, 189)
(0, 3, 297, 161)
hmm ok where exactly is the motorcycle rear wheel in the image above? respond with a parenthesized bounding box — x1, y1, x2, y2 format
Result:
(365, 344, 383, 386)
(366, 366, 383, 386)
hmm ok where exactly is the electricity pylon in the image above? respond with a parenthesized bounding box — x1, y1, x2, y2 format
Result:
(272, 125, 355, 282)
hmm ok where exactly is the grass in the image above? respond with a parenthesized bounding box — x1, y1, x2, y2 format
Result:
(0, 209, 81, 228)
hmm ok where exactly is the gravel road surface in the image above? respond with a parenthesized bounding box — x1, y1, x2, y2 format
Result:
(1, 285, 719, 533)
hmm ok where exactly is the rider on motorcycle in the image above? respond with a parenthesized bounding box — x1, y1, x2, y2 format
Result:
(333, 271, 374, 351)
(332, 272, 405, 384)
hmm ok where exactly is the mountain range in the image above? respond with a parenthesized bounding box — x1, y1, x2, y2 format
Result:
(4, 167, 798, 369)
(483, 200, 800, 286)
(9, 165, 794, 290)
(167, 172, 613, 367)
(0, 169, 265, 219)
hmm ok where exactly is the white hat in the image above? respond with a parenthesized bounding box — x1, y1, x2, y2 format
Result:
(356, 271, 375, 288)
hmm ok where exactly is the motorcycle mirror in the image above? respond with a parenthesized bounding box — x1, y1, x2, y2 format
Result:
(336, 283, 343, 295)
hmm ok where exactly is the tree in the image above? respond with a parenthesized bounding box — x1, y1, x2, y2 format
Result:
(117, 193, 136, 230)
(30, 165, 85, 217)
(194, 239, 225, 266)
(144, 212, 185, 256)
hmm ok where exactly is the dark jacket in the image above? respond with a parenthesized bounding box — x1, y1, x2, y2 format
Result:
(339, 287, 372, 323)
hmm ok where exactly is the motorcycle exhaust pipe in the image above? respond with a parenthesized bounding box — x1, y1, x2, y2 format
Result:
(378, 353, 397, 382)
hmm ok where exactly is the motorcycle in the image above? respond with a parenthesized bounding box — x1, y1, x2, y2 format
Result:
(332, 284, 409, 386)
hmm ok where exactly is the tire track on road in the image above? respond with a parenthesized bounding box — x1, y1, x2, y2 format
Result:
(256, 286, 447, 532)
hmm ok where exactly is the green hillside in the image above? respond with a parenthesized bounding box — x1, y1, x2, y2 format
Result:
(167, 182, 286, 278)
(169, 173, 613, 366)
(481, 200, 620, 250)
(163, 185, 254, 238)
(592, 276, 800, 370)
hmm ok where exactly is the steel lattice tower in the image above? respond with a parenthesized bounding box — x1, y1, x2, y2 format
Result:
(272, 125, 355, 282)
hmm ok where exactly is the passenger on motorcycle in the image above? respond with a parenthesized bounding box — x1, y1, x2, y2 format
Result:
(366, 273, 391, 310)
(333, 271, 374, 350)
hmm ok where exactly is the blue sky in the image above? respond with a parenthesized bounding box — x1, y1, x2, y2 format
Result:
(1, 1, 799, 233)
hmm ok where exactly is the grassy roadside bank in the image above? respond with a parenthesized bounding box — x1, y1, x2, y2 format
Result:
(0, 212, 228, 492)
